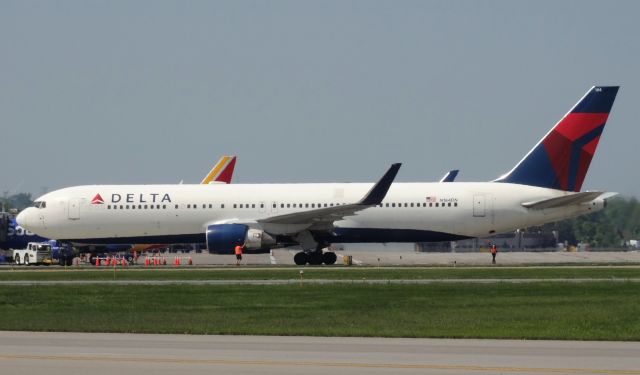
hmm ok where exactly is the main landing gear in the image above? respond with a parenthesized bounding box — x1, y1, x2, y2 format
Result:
(293, 250, 337, 266)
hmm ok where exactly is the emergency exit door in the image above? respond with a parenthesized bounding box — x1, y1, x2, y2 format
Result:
(473, 195, 486, 217)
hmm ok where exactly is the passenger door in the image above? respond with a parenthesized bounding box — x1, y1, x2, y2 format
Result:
(68, 198, 81, 220)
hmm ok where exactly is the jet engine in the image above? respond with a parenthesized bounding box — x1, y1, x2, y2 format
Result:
(206, 224, 275, 254)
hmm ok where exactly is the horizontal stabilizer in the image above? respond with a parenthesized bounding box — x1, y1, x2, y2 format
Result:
(522, 191, 604, 210)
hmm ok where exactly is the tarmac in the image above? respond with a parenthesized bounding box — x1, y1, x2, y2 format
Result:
(1, 331, 638, 375)
(146, 249, 640, 267)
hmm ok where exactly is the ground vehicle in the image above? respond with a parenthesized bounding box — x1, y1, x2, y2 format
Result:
(13, 242, 53, 265)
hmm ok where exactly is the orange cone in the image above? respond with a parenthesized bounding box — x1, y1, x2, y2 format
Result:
(188, 257, 193, 266)
(95, 257, 100, 267)
(176, 257, 181, 266)
(121, 258, 126, 266)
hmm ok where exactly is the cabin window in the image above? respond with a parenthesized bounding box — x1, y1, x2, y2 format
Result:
(281, 203, 285, 208)
(221, 204, 225, 209)
(187, 204, 191, 209)
(175, 205, 178, 209)
(454, 202, 458, 207)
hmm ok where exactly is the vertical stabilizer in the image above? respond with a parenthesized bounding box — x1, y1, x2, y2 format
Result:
(495, 86, 619, 191)
(201, 156, 237, 184)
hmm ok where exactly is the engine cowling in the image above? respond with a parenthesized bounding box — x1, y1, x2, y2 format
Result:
(206, 224, 276, 254)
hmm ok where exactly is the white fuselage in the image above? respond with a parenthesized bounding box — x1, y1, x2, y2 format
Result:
(17, 182, 603, 244)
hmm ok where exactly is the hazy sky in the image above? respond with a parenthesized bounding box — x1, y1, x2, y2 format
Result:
(1, 1, 638, 198)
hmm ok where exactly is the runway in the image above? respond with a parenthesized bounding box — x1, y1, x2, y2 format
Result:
(1, 331, 638, 375)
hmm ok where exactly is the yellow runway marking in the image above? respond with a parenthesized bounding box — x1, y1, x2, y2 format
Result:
(1, 354, 638, 374)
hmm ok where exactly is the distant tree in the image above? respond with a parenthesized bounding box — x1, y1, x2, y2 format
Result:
(8, 193, 33, 211)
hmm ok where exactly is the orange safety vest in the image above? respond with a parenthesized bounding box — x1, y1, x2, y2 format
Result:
(234, 245, 243, 255)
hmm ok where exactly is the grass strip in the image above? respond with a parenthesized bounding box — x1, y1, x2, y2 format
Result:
(1, 282, 639, 340)
(0, 266, 639, 281)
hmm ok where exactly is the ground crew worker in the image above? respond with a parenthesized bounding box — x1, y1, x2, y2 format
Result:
(490, 244, 497, 264)
(234, 244, 243, 266)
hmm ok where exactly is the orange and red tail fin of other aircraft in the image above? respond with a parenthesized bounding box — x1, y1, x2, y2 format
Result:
(201, 156, 237, 184)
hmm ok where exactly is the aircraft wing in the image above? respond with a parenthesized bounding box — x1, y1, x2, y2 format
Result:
(521, 191, 606, 210)
(258, 163, 401, 228)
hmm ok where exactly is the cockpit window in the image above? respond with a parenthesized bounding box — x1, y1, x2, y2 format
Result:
(33, 201, 47, 209)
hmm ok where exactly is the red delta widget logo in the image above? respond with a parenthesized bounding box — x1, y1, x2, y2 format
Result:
(91, 194, 105, 205)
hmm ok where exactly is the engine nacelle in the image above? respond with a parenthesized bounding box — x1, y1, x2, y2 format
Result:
(206, 224, 276, 254)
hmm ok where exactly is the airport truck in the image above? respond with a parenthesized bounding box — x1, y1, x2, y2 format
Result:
(13, 242, 53, 265)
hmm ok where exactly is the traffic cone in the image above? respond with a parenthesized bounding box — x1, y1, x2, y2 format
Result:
(144, 257, 149, 267)
(95, 257, 100, 267)
(188, 257, 193, 266)
(176, 257, 181, 266)
(121, 258, 126, 266)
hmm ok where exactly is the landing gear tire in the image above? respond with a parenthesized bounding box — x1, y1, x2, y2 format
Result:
(24, 255, 30, 266)
(294, 252, 307, 266)
(14, 254, 20, 265)
(322, 252, 337, 265)
(308, 251, 323, 265)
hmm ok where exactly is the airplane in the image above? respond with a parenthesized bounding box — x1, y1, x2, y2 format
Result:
(17, 86, 619, 266)
(2, 156, 237, 262)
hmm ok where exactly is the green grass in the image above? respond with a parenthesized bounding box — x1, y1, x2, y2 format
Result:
(1, 282, 639, 340)
(0, 266, 639, 281)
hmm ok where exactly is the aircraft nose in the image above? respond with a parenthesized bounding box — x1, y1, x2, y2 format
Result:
(16, 209, 32, 229)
